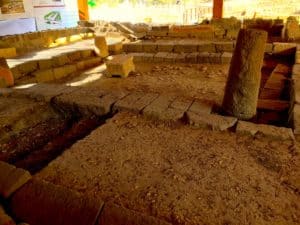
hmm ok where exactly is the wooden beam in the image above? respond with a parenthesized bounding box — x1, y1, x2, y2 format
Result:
(213, 0, 223, 19)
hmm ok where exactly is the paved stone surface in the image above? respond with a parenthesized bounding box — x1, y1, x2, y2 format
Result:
(143, 94, 177, 120)
(10, 179, 103, 225)
(187, 99, 213, 115)
(113, 92, 145, 113)
(187, 112, 237, 131)
(160, 97, 193, 121)
(236, 121, 295, 141)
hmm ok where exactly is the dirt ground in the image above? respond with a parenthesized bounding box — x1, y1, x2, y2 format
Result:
(63, 62, 229, 105)
(36, 112, 300, 225)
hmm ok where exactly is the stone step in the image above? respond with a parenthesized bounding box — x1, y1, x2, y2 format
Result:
(128, 52, 232, 64)
(10, 49, 97, 80)
(257, 99, 290, 111)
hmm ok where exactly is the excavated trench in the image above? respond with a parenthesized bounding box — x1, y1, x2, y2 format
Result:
(0, 101, 113, 174)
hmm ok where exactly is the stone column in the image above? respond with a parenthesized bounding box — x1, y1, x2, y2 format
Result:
(0, 57, 14, 87)
(222, 29, 267, 120)
(94, 36, 109, 58)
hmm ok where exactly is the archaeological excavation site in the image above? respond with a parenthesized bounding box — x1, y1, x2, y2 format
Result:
(0, 0, 300, 224)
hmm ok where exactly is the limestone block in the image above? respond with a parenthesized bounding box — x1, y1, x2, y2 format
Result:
(197, 52, 210, 63)
(18, 61, 38, 75)
(33, 69, 55, 83)
(106, 55, 135, 78)
(187, 111, 237, 131)
(188, 100, 213, 115)
(160, 97, 193, 121)
(214, 42, 235, 53)
(129, 92, 159, 112)
(83, 57, 102, 68)
(265, 43, 273, 53)
(221, 52, 232, 64)
(80, 49, 94, 58)
(185, 52, 198, 63)
(0, 48, 17, 58)
(10, 179, 103, 225)
(153, 52, 169, 62)
(94, 36, 109, 57)
(123, 42, 143, 52)
(236, 121, 295, 141)
(273, 42, 297, 55)
(38, 59, 53, 70)
(292, 64, 300, 77)
(55, 37, 68, 45)
(209, 53, 222, 64)
(164, 53, 178, 63)
(69, 34, 82, 43)
(67, 51, 82, 62)
(147, 31, 168, 37)
(52, 54, 71, 67)
(113, 92, 145, 112)
(156, 43, 174, 52)
(53, 65, 76, 80)
(97, 202, 171, 225)
(174, 43, 198, 53)
(142, 43, 157, 53)
(108, 42, 123, 54)
(295, 51, 300, 64)
(0, 167, 31, 198)
(143, 95, 177, 120)
(294, 104, 300, 135)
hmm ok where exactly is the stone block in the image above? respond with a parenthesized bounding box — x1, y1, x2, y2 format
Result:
(82, 57, 102, 69)
(164, 53, 178, 63)
(143, 94, 176, 120)
(197, 52, 210, 63)
(294, 104, 300, 136)
(236, 121, 295, 141)
(185, 52, 198, 63)
(0, 48, 17, 58)
(175, 53, 187, 63)
(18, 61, 38, 74)
(0, 167, 31, 198)
(53, 65, 77, 80)
(273, 42, 297, 55)
(265, 43, 273, 53)
(67, 51, 82, 62)
(209, 53, 222, 64)
(130, 92, 159, 112)
(123, 42, 143, 53)
(95, 36, 109, 57)
(106, 55, 135, 78)
(174, 43, 198, 53)
(142, 43, 157, 53)
(108, 42, 123, 54)
(187, 112, 237, 131)
(221, 52, 232, 64)
(188, 99, 213, 115)
(197, 43, 215, 52)
(214, 42, 235, 53)
(10, 66, 22, 79)
(156, 43, 174, 52)
(160, 97, 193, 121)
(113, 91, 145, 112)
(128, 53, 143, 63)
(97, 202, 170, 225)
(10, 179, 103, 225)
(52, 54, 71, 67)
(33, 69, 55, 83)
(153, 52, 169, 62)
(295, 51, 300, 64)
(80, 49, 94, 58)
(292, 64, 300, 76)
(147, 31, 168, 37)
(38, 59, 53, 70)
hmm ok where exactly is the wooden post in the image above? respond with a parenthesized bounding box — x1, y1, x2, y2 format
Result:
(222, 29, 268, 120)
(213, 0, 223, 19)
(77, 0, 90, 21)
